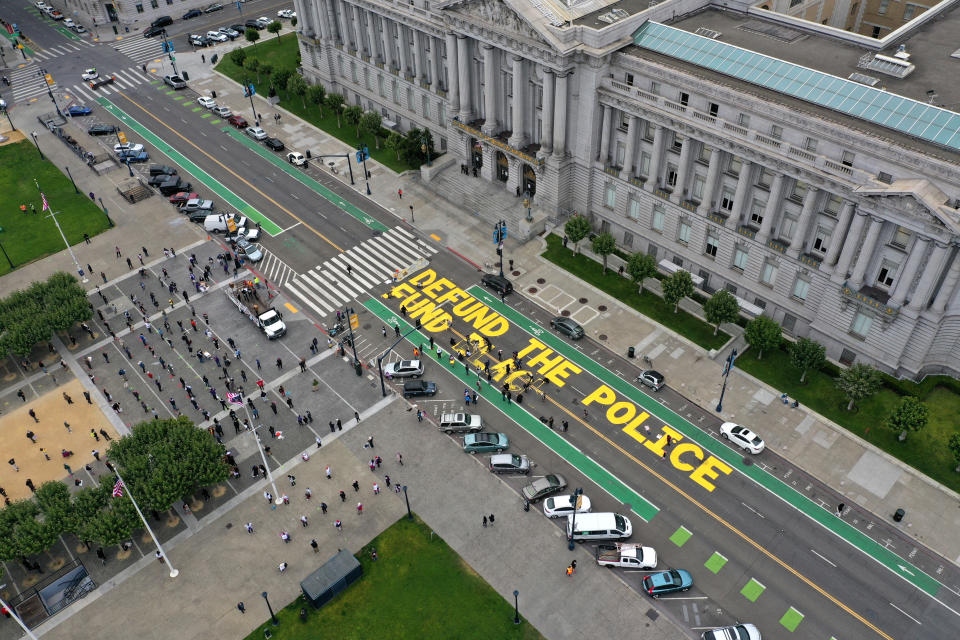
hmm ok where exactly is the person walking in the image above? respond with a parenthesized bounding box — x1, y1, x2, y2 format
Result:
(300, 515, 309, 527)
(489, 514, 495, 527)
(237, 602, 245, 614)
(482, 515, 487, 528)
(396, 453, 404, 465)
(310, 539, 319, 553)
(325, 465, 332, 479)
(356, 502, 363, 515)
(339, 490, 346, 502)
(245, 522, 254, 534)
(352, 480, 359, 492)
(320, 501, 327, 514)
(97, 547, 107, 565)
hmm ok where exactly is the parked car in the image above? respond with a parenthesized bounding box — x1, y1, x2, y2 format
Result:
(481, 273, 512, 295)
(73, 24, 87, 33)
(264, 137, 285, 151)
(402, 380, 437, 398)
(287, 151, 306, 166)
(244, 19, 264, 30)
(636, 370, 665, 391)
(462, 433, 508, 454)
(212, 106, 232, 118)
(163, 74, 187, 89)
(159, 180, 189, 196)
(118, 150, 149, 163)
(550, 316, 584, 339)
(143, 25, 165, 38)
(151, 15, 173, 28)
(189, 34, 210, 47)
(700, 624, 761, 640)
(197, 96, 217, 109)
(81, 68, 99, 81)
(149, 164, 177, 176)
(203, 214, 248, 233)
(219, 27, 239, 39)
(87, 124, 117, 136)
(488, 453, 530, 475)
(226, 227, 261, 242)
(147, 173, 176, 187)
(182, 198, 214, 212)
(245, 126, 267, 140)
(169, 191, 199, 205)
(67, 105, 92, 116)
(206, 30, 228, 42)
(236, 238, 263, 262)
(543, 494, 592, 519)
(642, 569, 693, 598)
(383, 359, 423, 378)
(187, 211, 211, 223)
(63, 18, 75, 28)
(438, 413, 482, 434)
(182, 9, 202, 19)
(255, 16, 271, 27)
(227, 114, 249, 128)
(204, 2, 224, 12)
(277, 9, 295, 18)
(229, 23, 247, 33)
(521, 474, 567, 502)
(720, 422, 765, 454)
(114, 142, 144, 154)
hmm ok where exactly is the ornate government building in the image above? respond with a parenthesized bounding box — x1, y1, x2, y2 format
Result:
(292, 0, 960, 380)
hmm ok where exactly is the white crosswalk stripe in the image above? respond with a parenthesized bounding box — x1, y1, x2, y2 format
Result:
(284, 227, 437, 317)
(61, 66, 149, 100)
(255, 250, 297, 287)
(111, 36, 167, 64)
(8, 64, 54, 102)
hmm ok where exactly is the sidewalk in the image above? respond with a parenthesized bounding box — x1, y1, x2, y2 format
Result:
(178, 53, 960, 568)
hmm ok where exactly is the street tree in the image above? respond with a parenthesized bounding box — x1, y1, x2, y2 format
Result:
(287, 74, 308, 108)
(0, 272, 91, 359)
(386, 131, 403, 160)
(360, 111, 383, 149)
(267, 20, 282, 41)
(291, 17, 297, 27)
(626, 252, 657, 294)
(744, 316, 782, 360)
(563, 215, 591, 255)
(306, 84, 326, 117)
(0, 500, 60, 560)
(662, 270, 695, 313)
(229, 47, 246, 67)
(590, 232, 616, 273)
(271, 68, 292, 98)
(87, 494, 141, 546)
(326, 93, 345, 127)
(245, 28, 260, 49)
(35, 480, 72, 533)
(789, 337, 826, 383)
(949, 434, 960, 473)
(835, 363, 882, 411)
(703, 290, 740, 335)
(884, 396, 929, 441)
(344, 105, 364, 138)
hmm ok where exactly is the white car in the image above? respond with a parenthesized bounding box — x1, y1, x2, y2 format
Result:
(700, 623, 761, 640)
(245, 126, 267, 140)
(226, 227, 260, 242)
(63, 18, 75, 28)
(114, 143, 144, 154)
(255, 16, 271, 27)
(36, 2, 49, 9)
(286, 151, 306, 166)
(219, 27, 239, 38)
(277, 9, 295, 18)
(74, 24, 87, 33)
(212, 106, 232, 118)
(383, 360, 424, 378)
(206, 30, 228, 42)
(719, 422, 765, 454)
(197, 96, 216, 109)
(543, 494, 592, 519)
(81, 68, 99, 81)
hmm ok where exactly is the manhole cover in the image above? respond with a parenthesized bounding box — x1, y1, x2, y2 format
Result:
(362, 323, 372, 330)
(561, 310, 571, 316)
(578, 297, 588, 303)
(598, 305, 607, 312)
(512, 270, 520, 276)
(225, 522, 233, 529)
(536, 278, 546, 284)
(742, 457, 754, 466)
(598, 334, 607, 341)
(528, 287, 538, 294)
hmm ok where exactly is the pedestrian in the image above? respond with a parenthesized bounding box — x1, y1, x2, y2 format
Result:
(278, 561, 287, 572)
(97, 547, 107, 564)
(325, 465, 332, 479)
(28, 409, 38, 423)
(315, 436, 323, 449)
(335, 519, 343, 532)
(352, 480, 359, 492)
(264, 491, 273, 504)
(339, 490, 346, 502)
(396, 452, 404, 465)
(355, 410, 360, 423)
(245, 522, 254, 534)
(489, 513, 495, 527)
(329, 420, 336, 433)
(482, 515, 487, 528)
(397, 188, 403, 199)
(288, 474, 297, 486)
(300, 515, 309, 527)
(26, 430, 37, 443)
(276, 357, 283, 369)
(357, 502, 363, 515)
(373, 483, 380, 494)
(371, 548, 378, 561)
(320, 501, 327, 514)
(237, 602, 245, 614)
(310, 539, 319, 553)
(40, 448, 50, 461)
(366, 435, 374, 448)
(280, 531, 291, 543)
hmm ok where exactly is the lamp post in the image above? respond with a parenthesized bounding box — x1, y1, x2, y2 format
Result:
(376, 321, 425, 397)
(38, 68, 63, 118)
(243, 77, 259, 122)
(344, 306, 361, 375)
(420, 135, 431, 166)
(30, 130, 43, 158)
(261, 591, 279, 626)
(715, 348, 738, 413)
(357, 145, 371, 195)
(402, 485, 412, 520)
(493, 220, 506, 278)
(512, 590, 520, 625)
(64, 165, 80, 194)
(159, 30, 180, 78)
(98, 197, 114, 227)
(522, 195, 532, 222)
(567, 487, 583, 550)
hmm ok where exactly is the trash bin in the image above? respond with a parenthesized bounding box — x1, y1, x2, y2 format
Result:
(305, 149, 311, 159)
(354, 361, 362, 376)
(211, 90, 216, 99)
(628, 346, 635, 359)
(893, 508, 905, 522)
(181, 71, 190, 81)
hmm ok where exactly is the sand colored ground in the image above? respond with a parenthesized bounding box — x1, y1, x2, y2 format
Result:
(0, 378, 118, 501)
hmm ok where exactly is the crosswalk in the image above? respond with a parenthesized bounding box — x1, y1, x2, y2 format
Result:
(27, 39, 94, 61)
(111, 36, 170, 64)
(7, 63, 153, 104)
(274, 227, 438, 317)
(256, 251, 297, 288)
(63, 67, 154, 103)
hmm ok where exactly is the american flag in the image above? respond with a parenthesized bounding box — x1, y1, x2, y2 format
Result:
(112, 479, 124, 497)
(40, 192, 49, 212)
(227, 392, 243, 405)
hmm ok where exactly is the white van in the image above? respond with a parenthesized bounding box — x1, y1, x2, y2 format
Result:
(204, 213, 247, 233)
(566, 512, 632, 541)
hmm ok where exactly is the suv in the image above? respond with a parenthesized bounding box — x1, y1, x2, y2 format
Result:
(550, 317, 584, 339)
(481, 273, 513, 295)
(438, 413, 482, 434)
(163, 75, 186, 89)
(87, 124, 117, 136)
(149, 164, 177, 176)
(402, 380, 436, 398)
(488, 453, 530, 475)
(143, 25, 165, 38)
(383, 360, 423, 378)
(159, 179, 190, 196)
(151, 16, 173, 28)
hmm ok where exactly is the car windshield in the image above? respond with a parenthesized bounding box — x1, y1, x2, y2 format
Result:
(614, 514, 627, 531)
(509, 455, 521, 466)
(667, 570, 681, 586)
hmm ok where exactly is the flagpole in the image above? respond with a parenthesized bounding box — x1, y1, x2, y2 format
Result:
(0, 595, 40, 640)
(243, 401, 282, 505)
(112, 469, 180, 578)
(34, 180, 88, 284)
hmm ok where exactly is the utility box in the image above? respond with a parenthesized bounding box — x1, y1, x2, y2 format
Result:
(300, 549, 362, 608)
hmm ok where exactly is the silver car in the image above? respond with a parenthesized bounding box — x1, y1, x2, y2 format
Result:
(383, 359, 423, 378)
(236, 238, 263, 262)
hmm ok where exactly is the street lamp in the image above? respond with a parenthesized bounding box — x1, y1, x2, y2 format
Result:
(376, 321, 424, 396)
(98, 197, 114, 228)
(357, 145, 371, 195)
(345, 306, 361, 376)
(522, 195, 532, 222)
(261, 591, 279, 626)
(512, 590, 520, 625)
(715, 348, 738, 413)
(420, 135, 431, 166)
(567, 488, 583, 550)
(64, 165, 80, 194)
(402, 485, 412, 520)
(30, 131, 43, 159)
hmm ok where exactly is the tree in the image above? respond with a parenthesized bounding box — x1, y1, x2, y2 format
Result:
(590, 232, 616, 273)
(271, 68, 292, 98)
(743, 316, 781, 360)
(626, 252, 657, 294)
(703, 290, 740, 335)
(244, 57, 261, 84)
(267, 20, 282, 41)
(884, 396, 929, 441)
(360, 111, 383, 149)
(326, 93, 345, 127)
(564, 215, 591, 255)
(291, 16, 297, 28)
(835, 362, 881, 411)
(0, 272, 91, 360)
(343, 105, 364, 137)
(106, 417, 228, 512)
(35, 481, 72, 533)
(306, 83, 326, 117)
(386, 131, 403, 160)
(789, 337, 826, 383)
(229, 47, 247, 67)
(287, 74, 308, 108)
(245, 28, 260, 49)
(662, 270, 695, 313)
(948, 434, 960, 473)
(0, 500, 60, 560)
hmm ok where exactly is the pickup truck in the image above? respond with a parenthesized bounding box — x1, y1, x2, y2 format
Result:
(595, 543, 658, 569)
(227, 280, 286, 339)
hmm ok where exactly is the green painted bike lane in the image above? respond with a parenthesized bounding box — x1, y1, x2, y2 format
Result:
(467, 286, 942, 597)
(363, 297, 660, 523)
(96, 98, 283, 236)
(222, 127, 388, 232)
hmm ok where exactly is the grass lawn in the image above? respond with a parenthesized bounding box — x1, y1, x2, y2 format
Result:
(737, 347, 960, 493)
(542, 234, 730, 350)
(215, 34, 415, 173)
(0, 140, 111, 276)
(244, 516, 543, 640)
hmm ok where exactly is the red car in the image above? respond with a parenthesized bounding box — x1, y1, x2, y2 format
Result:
(227, 114, 248, 129)
(169, 191, 199, 206)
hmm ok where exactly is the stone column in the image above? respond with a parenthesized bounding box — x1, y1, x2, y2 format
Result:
(646, 126, 666, 189)
(365, 10, 378, 60)
(481, 45, 497, 135)
(446, 33, 459, 112)
(848, 216, 883, 289)
(540, 69, 554, 153)
(673, 136, 694, 200)
(398, 25, 410, 76)
(730, 160, 752, 223)
(620, 115, 638, 180)
(509, 56, 526, 148)
(889, 236, 930, 306)
(324, 0, 340, 43)
(755, 174, 784, 243)
(824, 201, 855, 269)
(597, 104, 611, 164)
(552, 72, 568, 156)
(787, 187, 820, 258)
(413, 29, 425, 81)
(832, 208, 867, 279)
(430, 36, 441, 87)
(351, 5, 364, 54)
(457, 36, 473, 122)
(697, 147, 722, 216)
(381, 19, 394, 69)
(909, 241, 951, 311)
(933, 251, 960, 312)
(337, 0, 351, 49)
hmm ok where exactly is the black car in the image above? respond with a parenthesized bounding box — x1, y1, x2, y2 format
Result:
(87, 124, 117, 136)
(189, 34, 210, 47)
(187, 211, 210, 223)
(143, 25, 164, 38)
(481, 273, 513, 295)
(183, 9, 202, 19)
(151, 15, 173, 28)
(88, 76, 115, 89)
(148, 164, 177, 176)
(147, 173, 176, 187)
(230, 23, 247, 33)
(158, 180, 189, 195)
(244, 19, 264, 30)
(264, 137, 285, 151)
(402, 380, 437, 398)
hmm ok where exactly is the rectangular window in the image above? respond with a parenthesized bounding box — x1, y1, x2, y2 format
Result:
(627, 199, 642, 221)
(705, 232, 719, 257)
(727, 156, 742, 177)
(679, 92, 689, 106)
(648, 245, 658, 259)
(378, 75, 386, 97)
(618, 110, 630, 131)
(733, 247, 749, 271)
(769, 124, 783, 140)
(761, 261, 778, 286)
(813, 227, 831, 253)
(891, 226, 911, 248)
(692, 175, 705, 201)
(623, 231, 634, 248)
(642, 122, 655, 142)
(650, 81, 660, 95)
(804, 137, 818, 153)
(708, 102, 719, 117)
(697, 144, 712, 164)
(422, 95, 430, 120)
(407, 88, 414, 110)
(666, 165, 678, 188)
(364, 69, 371, 91)
(792, 278, 810, 301)
(757, 168, 775, 188)
(738, 113, 750, 128)
(639, 152, 651, 178)
(877, 0, 889, 14)
(605, 184, 616, 209)
(841, 151, 855, 167)
(615, 142, 625, 167)
(600, 220, 611, 234)
(903, 4, 918, 19)
(877, 260, 898, 287)
(750, 199, 765, 226)
(824, 195, 842, 215)
(790, 181, 807, 202)
(652, 205, 665, 232)
(625, 73, 634, 86)
(720, 187, 735, 212)
(782, 314, 797, 333)
(678, 222, 691, 244)
(339, 57, 345, 76)
(851, 311, 873, 337)
(780, 216, 797, 240)
(351, 62, 358, 83)
(438, 101, 446, 123)
(672, 134, 684, 152)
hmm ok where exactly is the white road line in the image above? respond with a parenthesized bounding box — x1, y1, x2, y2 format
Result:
(349, 245, 393, 277)
(889, 603, 922, 625)
(810, 549, 837, 568)
(322, 262, 365, 298)
(343, 246, 387, 280)
(329, 256, 377, 289)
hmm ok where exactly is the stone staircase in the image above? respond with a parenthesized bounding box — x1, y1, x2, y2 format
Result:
(428, 166, 541, 240)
